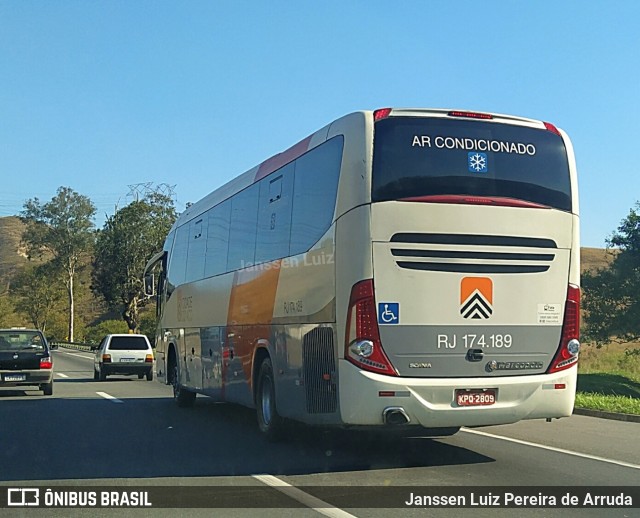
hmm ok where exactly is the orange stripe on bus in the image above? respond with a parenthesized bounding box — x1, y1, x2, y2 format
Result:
(254, 135, 312, 182)
(226, 260, 282, 390)
(460, 277, 493, 304)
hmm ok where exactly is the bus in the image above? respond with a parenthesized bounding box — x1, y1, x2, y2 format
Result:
(144, 108, 580, 440)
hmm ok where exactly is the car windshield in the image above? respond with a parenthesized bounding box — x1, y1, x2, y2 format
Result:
(0, 330, 46, 351)
(108, 336, 149, 350)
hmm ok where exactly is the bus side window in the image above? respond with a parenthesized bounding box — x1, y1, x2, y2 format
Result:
(204, 200, 231, 277)
(227, 183, 259, 271)
(185, 218, 207, 282)
(168, 226, 189, 287)
(291, 136, 343, 255)
(256, 164, 294, 264)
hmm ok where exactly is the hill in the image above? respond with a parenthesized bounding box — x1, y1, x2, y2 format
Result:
(0, 216, 28, 290)
(581, 247, 616, 274)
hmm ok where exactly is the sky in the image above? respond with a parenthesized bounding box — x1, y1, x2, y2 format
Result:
(1, 1, 639, 248)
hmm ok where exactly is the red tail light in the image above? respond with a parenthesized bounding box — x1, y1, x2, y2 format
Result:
(544, 122, 561, 136)
(373, 108, 392, 121)
(548, 284, 580, 373)
(102, 354, 112, 363)
(40, 357, 53, 370)
(145, 354, 154, 363)
(344, 279, 398, 376)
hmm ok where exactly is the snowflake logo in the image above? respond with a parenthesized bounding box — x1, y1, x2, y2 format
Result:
(468, 152, 488, 173)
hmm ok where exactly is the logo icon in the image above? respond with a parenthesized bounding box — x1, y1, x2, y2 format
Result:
(8, 488, 39, 506)
(378, 302, 399, 324)
(468, 152, 488, 173)
(460, 277, 493, 319)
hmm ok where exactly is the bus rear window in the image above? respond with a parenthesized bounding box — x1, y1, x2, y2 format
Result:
(372, 117, 572, 211)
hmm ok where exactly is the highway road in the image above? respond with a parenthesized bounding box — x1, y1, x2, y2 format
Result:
(0, 347, 638, 517)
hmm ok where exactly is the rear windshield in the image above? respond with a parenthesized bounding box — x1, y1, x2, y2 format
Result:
(0, 331, 46, 351)
(372, 117, 572, 211)
(108, 336, 150, 350)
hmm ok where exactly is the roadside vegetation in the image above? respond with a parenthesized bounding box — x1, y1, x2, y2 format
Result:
(0, 184, 175, 341)
(579, 201, 640, 416)
(576, 342, 640, 415)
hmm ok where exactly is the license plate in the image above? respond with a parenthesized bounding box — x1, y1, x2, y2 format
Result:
(456, 389, 496, 406)
(3, 374, 26, 382)
(119, 358, 136, 363)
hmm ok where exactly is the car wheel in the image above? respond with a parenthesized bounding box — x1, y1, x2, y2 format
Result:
(99, 366, 108, 381)
(42, 382, 53, 396)
(137, 373, 144, 379)
(172, 362, 195, 407)
(146, 369, 153, 381)
(256, 358, 285, 441)
(93, 368, 99, 381)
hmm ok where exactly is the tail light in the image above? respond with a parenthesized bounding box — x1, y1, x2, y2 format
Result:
(373, 108, 392, 121)
(145, 354, 154, 363)
(102, 354, 112, 363)
(544, 122, 561, 136)
(345, 279, 398, 376)
(548, 284, 580, 373)
(447, 110, 493, 120)
(40, 357, 53, 369)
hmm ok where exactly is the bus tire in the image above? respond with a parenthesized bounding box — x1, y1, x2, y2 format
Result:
(256, 358, 285, 441)
(172, 361, 195, 407)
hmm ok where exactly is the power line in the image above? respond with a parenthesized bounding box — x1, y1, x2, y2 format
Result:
(126, 182, 177, 202)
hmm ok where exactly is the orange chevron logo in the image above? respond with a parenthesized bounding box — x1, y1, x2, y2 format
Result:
(460, 277, 493, 319)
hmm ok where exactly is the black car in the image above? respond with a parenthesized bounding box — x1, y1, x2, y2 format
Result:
(0, 328, 54, 396)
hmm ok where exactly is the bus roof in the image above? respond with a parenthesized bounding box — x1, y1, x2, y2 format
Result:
(169, 108, 552, 232)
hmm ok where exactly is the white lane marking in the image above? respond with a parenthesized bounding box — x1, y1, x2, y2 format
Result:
(462, 428, 640, 470)
(96, 392, 123, 404)
(56, 373, 69, 378)
(253, 474, 357, 518)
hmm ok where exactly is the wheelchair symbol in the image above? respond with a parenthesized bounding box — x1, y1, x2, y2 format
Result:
(378, 302, 399, 324)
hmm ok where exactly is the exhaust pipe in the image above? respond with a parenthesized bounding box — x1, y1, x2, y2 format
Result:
(383, 407, 410, 425)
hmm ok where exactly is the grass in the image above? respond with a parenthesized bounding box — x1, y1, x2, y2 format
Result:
(576, 341, 640, 415)
(574, 393, 640, 415)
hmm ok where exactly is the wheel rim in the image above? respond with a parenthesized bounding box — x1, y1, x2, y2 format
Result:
(261, 376, 272, 426)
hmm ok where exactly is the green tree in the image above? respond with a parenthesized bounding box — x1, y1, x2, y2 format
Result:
(84, 319, 129, 344)
(12, 264, 64, 333)
(92, 193, 176, 331)
(0, 295, 16, 327)
(583, 202, 640, 345)
(138, 310, 158, 346)
(21, 187, 96, 341)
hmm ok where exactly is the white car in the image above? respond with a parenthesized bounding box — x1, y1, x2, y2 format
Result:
(93, 334, 154, 381)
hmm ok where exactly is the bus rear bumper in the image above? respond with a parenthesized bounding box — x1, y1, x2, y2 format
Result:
(338, 360, 577, 428)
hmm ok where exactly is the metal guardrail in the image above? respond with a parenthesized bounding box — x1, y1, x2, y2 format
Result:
(51, 341, 94, 352)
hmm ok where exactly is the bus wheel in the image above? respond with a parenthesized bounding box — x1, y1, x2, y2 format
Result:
(257, 358, 285, 441)
(172, 362, 195, 407)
